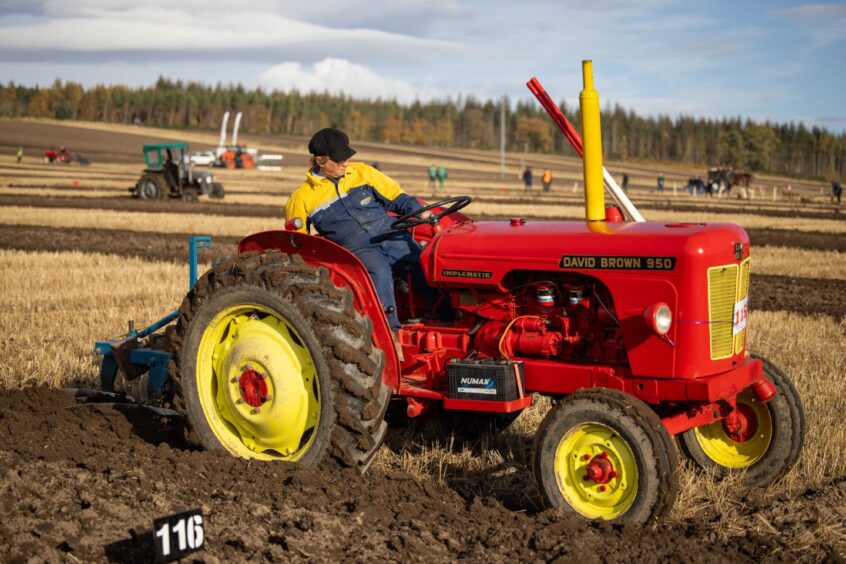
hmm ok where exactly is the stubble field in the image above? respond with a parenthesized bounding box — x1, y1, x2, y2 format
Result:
(0, 118, 844, 562)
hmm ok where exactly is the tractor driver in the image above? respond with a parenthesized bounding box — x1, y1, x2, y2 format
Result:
(284, 128, 427, 332)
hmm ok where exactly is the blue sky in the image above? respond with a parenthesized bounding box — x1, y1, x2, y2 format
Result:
(1, 0, 844, 131)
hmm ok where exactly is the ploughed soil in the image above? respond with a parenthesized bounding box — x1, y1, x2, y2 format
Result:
(0, 120, 170, 164)
(0, 387, 819, 563)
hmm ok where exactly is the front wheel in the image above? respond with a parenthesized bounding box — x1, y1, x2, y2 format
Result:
(181, 188, 198, 203)
(533, 388, 678, 525)
(170, 251, 390, 472)
(679, 356, 804, 486)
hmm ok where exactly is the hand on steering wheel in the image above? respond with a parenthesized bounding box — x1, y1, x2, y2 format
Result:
(390, 195, 472, 231)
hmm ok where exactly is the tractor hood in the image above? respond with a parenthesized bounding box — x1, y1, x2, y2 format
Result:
(423, 219, 750, 289)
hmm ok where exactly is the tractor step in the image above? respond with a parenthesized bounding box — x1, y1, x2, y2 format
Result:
(442, 395, 533, 413)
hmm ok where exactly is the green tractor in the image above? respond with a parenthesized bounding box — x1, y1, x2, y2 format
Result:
(132, 142, 225, 202)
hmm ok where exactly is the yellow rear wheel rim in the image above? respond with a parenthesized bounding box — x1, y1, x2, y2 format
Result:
(693, 391, 772, 468)
(554, 422, 639, 520)
(196, 304, 320, 461)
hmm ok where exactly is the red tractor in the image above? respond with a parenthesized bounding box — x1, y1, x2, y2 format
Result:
(96, 65, 804, 525)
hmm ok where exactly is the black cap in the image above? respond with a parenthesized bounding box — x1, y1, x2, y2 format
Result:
(308, 128, 356, 162)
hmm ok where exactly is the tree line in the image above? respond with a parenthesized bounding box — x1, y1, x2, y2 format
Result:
(2, 78, 844, 180)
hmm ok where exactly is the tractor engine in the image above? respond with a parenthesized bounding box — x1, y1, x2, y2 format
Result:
(467, 278, 626, 365)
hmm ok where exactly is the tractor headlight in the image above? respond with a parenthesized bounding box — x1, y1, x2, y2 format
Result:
(644, 303, 672, 336)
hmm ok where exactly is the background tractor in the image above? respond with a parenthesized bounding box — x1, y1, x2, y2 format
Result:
(97, 63, 804, 525)
(213, 111, 257, 169)
(132, 142, 225, 202)
(43, 146, 90, 165)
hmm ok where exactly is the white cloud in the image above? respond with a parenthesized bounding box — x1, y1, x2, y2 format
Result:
(256, 58, 441, 103)
(0, 5, 455, 55)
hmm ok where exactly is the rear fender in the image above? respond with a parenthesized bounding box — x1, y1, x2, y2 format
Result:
(238, 230, 400, 391)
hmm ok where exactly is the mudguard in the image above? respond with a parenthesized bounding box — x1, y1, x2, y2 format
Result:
(238, 230, 400, 391)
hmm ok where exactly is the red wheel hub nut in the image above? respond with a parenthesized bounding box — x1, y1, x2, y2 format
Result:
(582, 452, 617, 485)
(239, 369, 268, 408)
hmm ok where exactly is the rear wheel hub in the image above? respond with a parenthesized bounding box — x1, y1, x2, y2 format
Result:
(196, 304, 321, 461)
(238, 368, 269, 408)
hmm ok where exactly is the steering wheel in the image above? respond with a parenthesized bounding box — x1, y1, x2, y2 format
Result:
(391, 195, 473, 231)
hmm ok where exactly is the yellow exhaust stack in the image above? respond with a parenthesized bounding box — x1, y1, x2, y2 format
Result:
(580, 60, 605, 221)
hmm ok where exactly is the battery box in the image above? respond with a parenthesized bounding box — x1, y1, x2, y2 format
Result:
(447, 359, 525, 402)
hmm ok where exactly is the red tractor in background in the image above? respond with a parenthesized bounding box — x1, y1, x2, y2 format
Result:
(96, 63, 804, 525)
(43, 147, 90, 165)
(214, 111, 256, 169)
(216, 145, 255, 169)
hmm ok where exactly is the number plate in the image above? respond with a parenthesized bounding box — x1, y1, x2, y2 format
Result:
(732, 297, 748, 335)
(153, 508, 204, 562)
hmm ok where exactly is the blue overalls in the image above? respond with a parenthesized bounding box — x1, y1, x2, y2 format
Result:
(285, 162, 424, 329)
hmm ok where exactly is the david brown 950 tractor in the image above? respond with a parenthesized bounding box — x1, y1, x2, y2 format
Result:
(96, 62, 804, 525)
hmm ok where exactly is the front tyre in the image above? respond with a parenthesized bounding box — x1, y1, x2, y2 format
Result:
(181, 188, 198, 203)
(170, 251, 390, 472)
(679, 356, 804, 486)
(533, 389, 678, 525)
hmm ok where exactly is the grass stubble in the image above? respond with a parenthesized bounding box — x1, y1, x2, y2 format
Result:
(1, 247, 844, 556)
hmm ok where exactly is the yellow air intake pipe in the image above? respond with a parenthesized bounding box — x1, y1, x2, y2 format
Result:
(580, 60, 605, 221)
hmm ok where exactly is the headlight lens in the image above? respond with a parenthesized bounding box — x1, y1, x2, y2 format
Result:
(654, 305, 672, 335)
(644, 303, 672, 335)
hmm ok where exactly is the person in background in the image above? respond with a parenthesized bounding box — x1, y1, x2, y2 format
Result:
(428, 164, 437, 190)
(436, 166, 448, 190)
(522, 166, 533, 190)
(621, 173, 629, 193)
(16, 146, 23, 164)
(285, 128, 425, 334)
(541, 168, 553, 192)
(832, 180, 843, 204)
(657, 174, 665, 193)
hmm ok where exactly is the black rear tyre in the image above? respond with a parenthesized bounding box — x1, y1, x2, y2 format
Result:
(169, 251, 390, 472)
(137, 174, 162, 200)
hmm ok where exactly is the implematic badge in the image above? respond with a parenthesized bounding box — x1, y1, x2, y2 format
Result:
(559, 255, 676, 270)
(441, 269, 493, 279)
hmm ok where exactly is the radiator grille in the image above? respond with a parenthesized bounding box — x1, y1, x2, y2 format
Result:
(734, 258, 751, 354)
(708, 264, 739, 360)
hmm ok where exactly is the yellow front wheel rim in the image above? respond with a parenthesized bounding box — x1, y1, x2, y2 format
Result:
(554, 422, 639, 520)
(693, 391, 772, 468)
(196, 304, 320, 461)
